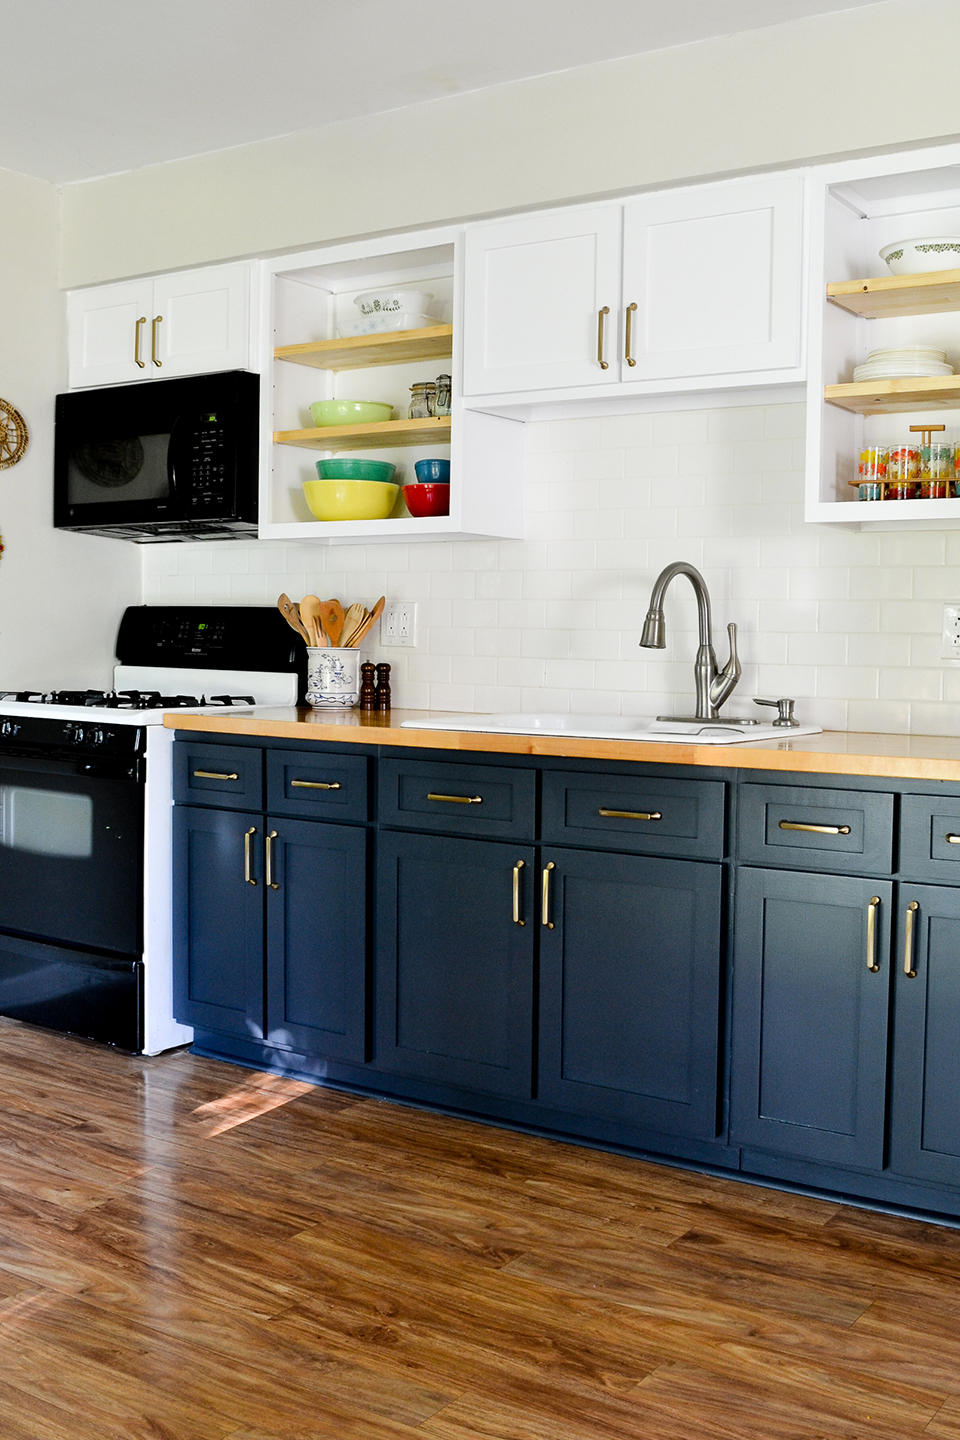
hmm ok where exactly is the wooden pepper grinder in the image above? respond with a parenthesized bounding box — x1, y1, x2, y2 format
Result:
(375, 662, 392, 712)
(359, 662, 377, 711)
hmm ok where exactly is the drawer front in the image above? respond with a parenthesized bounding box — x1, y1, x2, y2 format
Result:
(900, 795, 960, 881)
(173, 741, 262, 810)
(738, 784, 894, 875)
(379, 758, 535, 840)
(542, 771, 725, 859)
(266, 749, 368, 822)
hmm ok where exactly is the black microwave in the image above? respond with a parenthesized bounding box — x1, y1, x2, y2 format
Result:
(54, 370, 259, 542)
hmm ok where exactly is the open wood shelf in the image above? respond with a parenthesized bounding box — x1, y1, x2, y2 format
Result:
(827, 269, 960, 320)
(274, 325, 454, 371)
(824, 375, 960, 415)
(274, 417, 452, 452)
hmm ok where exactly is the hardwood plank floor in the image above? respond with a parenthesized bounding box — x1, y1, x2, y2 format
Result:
(0, 1018, 958, 1437)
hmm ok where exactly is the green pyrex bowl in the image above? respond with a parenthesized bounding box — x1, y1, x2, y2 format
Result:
(316, 457, 396, 483)
(310, 400, 393, 427)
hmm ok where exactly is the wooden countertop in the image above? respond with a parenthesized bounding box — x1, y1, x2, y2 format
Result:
(165, 708, 960, 782)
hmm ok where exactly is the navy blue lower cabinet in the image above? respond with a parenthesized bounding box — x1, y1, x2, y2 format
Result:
(264, 816, 367, 1062)
(890, 884, 960, 1186)
(537, 848, 723, 1137)
(730, 867, 893, 1169)
(375, 831, 536, 1097)
(172, 806, 265, 1040)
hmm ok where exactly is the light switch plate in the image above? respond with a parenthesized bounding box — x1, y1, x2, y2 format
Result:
(942, 603, 960, 659)
(381, 601, 417, 648)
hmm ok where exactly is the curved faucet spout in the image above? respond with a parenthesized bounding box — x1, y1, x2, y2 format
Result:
(639, 562, 740, 721)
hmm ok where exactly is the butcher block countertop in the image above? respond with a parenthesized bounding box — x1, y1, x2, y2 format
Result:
(166, 708, 960, 783)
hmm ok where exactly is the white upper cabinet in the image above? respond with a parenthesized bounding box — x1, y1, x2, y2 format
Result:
(462, 207, 622, 395)
(67, 262, 254, 388)
(621, 175, 804, 382)
(461, 175, 804, 401)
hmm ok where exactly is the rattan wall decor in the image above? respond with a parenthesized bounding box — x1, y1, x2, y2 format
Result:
(0, 399, 28, 469)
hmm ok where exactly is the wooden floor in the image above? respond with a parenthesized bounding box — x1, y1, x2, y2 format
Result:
(1, 1023, 960, 1439)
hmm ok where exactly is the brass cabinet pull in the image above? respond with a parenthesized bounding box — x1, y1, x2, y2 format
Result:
(244, 826, 257, 886)
(291, 780, 341, 790)
(946, 834, 960, 844)
(151, 314, 163, 367)
(624, 301, 637, 366)
(903, 899, 919, 978)
(866, 895, 881, 972)
(194, 770, 239, 781)
(597, 306, 610, 369)
(427, 792, 482, 804)
(779, 820, 851, 835)
(542, 861, 556, 929)
(265, 830, 279, 890)
(512, 860, 525, 927)
(134, 316, 147, 368)
(598, 808, 662, 821)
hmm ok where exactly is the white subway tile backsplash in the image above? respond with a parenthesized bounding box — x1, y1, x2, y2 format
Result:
(141, 400, 960, 737)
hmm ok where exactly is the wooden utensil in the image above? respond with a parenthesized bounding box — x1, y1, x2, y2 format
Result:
(345, 595, 385, 648)
(299, 595, 327, 648)
(339, 602, 367, 648)
(277, 593, 310, 645)
(319, 599, 346, 647)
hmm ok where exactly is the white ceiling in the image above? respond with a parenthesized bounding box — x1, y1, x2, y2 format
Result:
(1, 0, 886, 185)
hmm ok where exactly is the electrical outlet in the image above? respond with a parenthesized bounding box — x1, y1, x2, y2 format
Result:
(381, 601, 417, 648)
(942, 604, 960, 659)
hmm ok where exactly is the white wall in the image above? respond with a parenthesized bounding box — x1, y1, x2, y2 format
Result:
(60, 0, 960, 287)
(0, 168, 140, 690)
(143, 401, 960, 738)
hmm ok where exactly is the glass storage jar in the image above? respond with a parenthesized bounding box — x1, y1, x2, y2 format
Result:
(435, 374, 451, 417)
(408, 382, 437, 419)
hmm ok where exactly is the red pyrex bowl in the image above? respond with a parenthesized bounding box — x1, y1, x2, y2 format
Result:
(402, 482, 450, 517)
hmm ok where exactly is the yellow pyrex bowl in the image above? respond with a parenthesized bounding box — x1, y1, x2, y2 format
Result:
(302, 479, 399, 521)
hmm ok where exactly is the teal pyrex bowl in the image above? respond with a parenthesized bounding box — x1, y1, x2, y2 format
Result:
(317, 458, 396, 483)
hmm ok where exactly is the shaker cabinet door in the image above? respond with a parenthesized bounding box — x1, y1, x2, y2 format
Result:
(538, 847, 724, 1138)
(890, 884, 960, 1188)
(264, 815, 368, 1062)
(172, 806, 265, 1039)
(730, 868, 892, 1170)
(621, 175, 804, 381)
(67, 280, 155, 388)
(152, 263, 252, 378)
(375, 831, 536, 1097)
(462, 205, 622, 395)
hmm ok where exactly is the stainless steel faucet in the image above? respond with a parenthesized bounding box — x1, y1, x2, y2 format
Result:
(639, 561, 742, 722)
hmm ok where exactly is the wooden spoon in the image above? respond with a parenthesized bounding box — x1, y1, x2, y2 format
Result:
(299, 595, 327, 648)
(319, 598, 346, 647)
(345, 595, 385, 648)
(277, 593, 310, 645)
(339, 602, 367, 648)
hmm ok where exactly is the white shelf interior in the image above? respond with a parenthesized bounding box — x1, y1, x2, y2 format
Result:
(810, 156, 960, 527)
(260, 236, 523, 543)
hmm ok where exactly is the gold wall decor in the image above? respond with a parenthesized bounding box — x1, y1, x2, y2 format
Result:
(0, 399, 28, 469)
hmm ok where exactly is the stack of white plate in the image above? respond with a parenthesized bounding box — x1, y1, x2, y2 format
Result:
(853, 346, 953, 382)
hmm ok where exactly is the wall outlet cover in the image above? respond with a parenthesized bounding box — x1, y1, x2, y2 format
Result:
(942, 603, 960, 660)
(381, 601, 417, 647)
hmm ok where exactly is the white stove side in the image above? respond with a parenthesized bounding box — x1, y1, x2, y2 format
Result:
(142, 727, 193, 1055)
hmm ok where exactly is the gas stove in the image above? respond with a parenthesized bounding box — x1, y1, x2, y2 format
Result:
(7, 690, 260, 711)
(0, 606, 307, 1057)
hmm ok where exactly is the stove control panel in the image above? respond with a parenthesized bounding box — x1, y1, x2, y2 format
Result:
(0, 715, 143, 761)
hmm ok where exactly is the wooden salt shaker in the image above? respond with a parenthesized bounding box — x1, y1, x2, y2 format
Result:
(375, 662, 391, 711)
(359, 662, 377, 711)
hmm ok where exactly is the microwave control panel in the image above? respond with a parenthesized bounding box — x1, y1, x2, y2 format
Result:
(187, 412, 229, 512)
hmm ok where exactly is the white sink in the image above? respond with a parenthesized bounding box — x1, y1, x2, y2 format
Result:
(400, 713, 822, 745)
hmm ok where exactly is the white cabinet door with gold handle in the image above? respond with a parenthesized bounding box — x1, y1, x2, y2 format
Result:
(462, 204, 622, 396)
(68, 262, 254, 389)
(621, 174, 804, 383)
(67, 279, 154, 388)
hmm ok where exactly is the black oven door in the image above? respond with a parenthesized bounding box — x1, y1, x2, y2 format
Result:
(0, 753, 142, 956)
